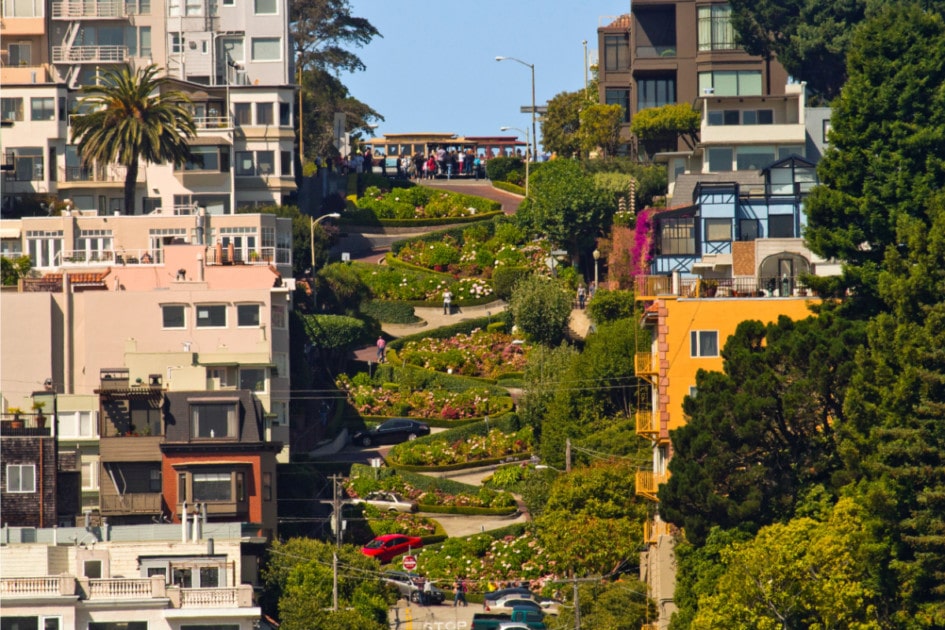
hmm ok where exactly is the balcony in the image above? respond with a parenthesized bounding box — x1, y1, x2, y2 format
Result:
(194, 115, 232, 130)
(52, 0, 127, 18)
(99, 492, 162, 515)
(205, 246, 290, 266)
(52, 45, 128, 63)
(634, 274, 673, 299)
(635, 352, 657, 381)
(1, 411, 53, 437)
(636, 470, 670, 501)
(0, 577, 74, 598)
(59, 164, 131, 184)
(0, 65, 53, 84)
(635, 410, 659, 439)
(635, 45, 676, 58)
(57, 248, 162, 266)
(643, 519, 672, 544)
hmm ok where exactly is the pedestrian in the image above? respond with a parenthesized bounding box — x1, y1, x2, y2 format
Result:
(454, 577, 467, 607)
(423, 577, 434, 605)
(442, 289, 453, 315)
(577, 284, 586, 309)
(376, 336, 386, 363)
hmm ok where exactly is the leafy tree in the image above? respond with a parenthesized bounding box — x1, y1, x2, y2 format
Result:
(1, 256, 31, 286)
(689, 498, 883, 629)
(299, 67, 383, 160)
(579, 104, 624, 158)
(630, 103, 700, 152)
(509, 275, 573, 347)
(299, 313, 366, 378)
(658, 313, 864, 545)
(728, 0, 868, 100)
(291, 0, 380, 76)
(548, 579, 651, 630)
(316, 262, 370, 315)
(583, 158, 667, 212)
(518, 343, 579, 435)
(534, 460, 647, 576)
(804, 4, 945, 311)
(542, 89, 591, 158)
(261, 538, 391, 629)
(515, 159, 614, 255)
(71, 65, 195, 215)
(586, 289, 636, 325)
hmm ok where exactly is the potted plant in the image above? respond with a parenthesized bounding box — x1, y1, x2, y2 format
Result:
(7, 407, 24, 429)
(32, 400, 47, 428)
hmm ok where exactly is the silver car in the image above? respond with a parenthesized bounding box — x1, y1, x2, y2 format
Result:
(352, 491, 418, 513)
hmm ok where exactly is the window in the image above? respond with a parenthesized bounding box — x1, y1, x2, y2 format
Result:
(196, 304, 226, 327)
(184, 146, 221, 171)
(237, 304, 260, 327)
(2, 97, 24, 121)
(272, 304, 286, 328)
(768, 214, 795, 238)
(263, 471, 272, 501)
(256, 151, 274, 175)
(736, 146, 775, 171)
(139, 26, 152, 57)
(2, 0, 42, 17)
(707, 110, 740, 126)
(89, 624, 147, 630)
(6, 464, 35, 492)
(689, 386, 699, 398)
(698, 70, 762, 97)
(173, 567, 193, 588)
(193, 472, 230, 501)
(697, 4, 735, 51)
(743, 109, 773, 125)
(191, 403, 237, 438)
(251, 37, 280, 61)
(149, 469, 162, 492)
(233, 102, 251, 126)
(183, 625, 239, 630)
(235, 151, 254, 176)
(184, 0, 201, 16)
(199, 567, 221, 587)
(604, 34, 629, 71)
(162, 305, 186, 328)
(30, 97, 54, 121)
(236, 470, 245, 501)
(8, 148, 43, 181)
(707, 147, 733, 172)
(255, 102, 273, 125)
(81, 461, 98, 490)
(221, 36, 244, 64)
(83, 560, 102, 579)
(240, 367, 265, 392)
(690, 330, 719, 357)
(704, 218, 732, 242)
(254, 0, 275, 13)
(637, 76, 675, 110)
(279, 102, 291, 126)
(605, 89, 630, 123)
(281, 150, 293, 176)
(658, 217, 695, 255)
(171, 32, 182, 54)
(739, 218, 760, 241)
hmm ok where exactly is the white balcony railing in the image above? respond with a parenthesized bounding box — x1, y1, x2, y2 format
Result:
(194, 116, 231, 129)
(57, 248, 161, 266)
(53, 45, 128, 63)
(0, 577, 62, 597)
(52, 0, 127, 18)
(180, 587, 241, 608)
(88, 578, 154, 599)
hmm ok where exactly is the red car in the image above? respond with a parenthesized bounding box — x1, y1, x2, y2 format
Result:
(361, 534, 423, 563)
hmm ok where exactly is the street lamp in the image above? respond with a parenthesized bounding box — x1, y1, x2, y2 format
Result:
(310, 212, 341, 273)
(495, 56, 537, 162)
(593, 248, 600, 292)
(499, 126, 529, 197)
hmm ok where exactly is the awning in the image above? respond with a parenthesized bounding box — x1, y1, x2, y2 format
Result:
(0, 227, 22, 239)
(189, 135, 232, 146)
(186, 396, 241, 403)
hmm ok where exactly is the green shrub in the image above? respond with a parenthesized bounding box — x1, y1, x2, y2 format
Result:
(485, 156, 524, 182)
(486, 321, 506, 333)
(587, 289, 637, 324)
(360, 300, 420, 324)
(492, 266, 530, 301)
(492, 181, 524, 195)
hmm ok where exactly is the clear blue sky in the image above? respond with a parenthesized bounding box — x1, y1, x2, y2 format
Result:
(342, 1, 631, 149)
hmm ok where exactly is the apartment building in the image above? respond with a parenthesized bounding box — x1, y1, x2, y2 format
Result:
(597, 1, 789, 155)
(1, 0, 296, 216)
(0, 521, 267, 629)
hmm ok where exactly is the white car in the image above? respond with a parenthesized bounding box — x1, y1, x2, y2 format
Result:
(351, 491, 418, 513)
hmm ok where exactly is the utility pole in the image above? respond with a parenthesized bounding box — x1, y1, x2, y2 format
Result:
(566, 438, 572, 473)
(573, 573, 581, 630)
(330, 473, 341, 611)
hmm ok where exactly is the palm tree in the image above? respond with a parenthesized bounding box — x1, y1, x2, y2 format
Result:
(71, 65, 196, 215)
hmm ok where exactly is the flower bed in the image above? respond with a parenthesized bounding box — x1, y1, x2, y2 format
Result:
(348, 262, 494, 303)
(355, 185, 500, 220)
(388, 427, 535, 467)
(363, 504, 441, 538)
(336, 372, 503, 420)
(396, 328, 529, 379)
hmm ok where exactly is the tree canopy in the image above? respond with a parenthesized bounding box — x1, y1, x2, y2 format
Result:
(542, 89, 591, 159)
(71, 65, 195, 214)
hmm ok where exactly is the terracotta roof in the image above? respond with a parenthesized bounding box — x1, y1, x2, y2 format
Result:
(42, 271, 111, 286)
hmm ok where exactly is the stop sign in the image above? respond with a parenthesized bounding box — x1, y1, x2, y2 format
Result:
(402, 555, 417, 571)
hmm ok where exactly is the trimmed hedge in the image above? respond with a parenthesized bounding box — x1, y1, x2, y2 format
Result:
(340, 209, 504, 228)
(389, 453, 532, 474)
(389, 219, 501, 255)
(416, 503, 518, 516)
(491, 265, 530, 301)
(359, 300, 421, 324)
(386, 414, 527, 467)
(387, 316, 494, 351)
(492, 181, 525, 196)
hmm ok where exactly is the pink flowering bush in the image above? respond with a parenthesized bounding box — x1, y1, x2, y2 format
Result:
(348, 263, 494, 302)
(398, 329, 529, 379)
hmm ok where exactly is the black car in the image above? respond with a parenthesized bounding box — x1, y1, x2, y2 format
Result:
(484, 587, 534, 604)
(352, 418, 430, 447)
